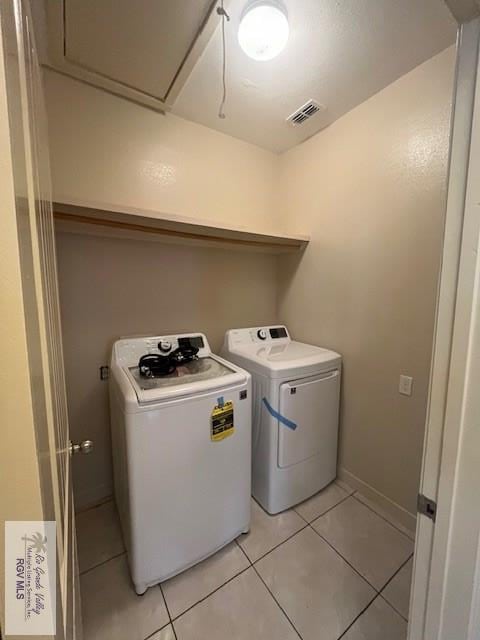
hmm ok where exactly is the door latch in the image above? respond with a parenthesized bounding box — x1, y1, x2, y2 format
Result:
(417, 493, 437, 522)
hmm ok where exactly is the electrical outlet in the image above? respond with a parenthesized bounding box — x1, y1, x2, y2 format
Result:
(399, 375, 413, 396)
(99, 365, 110, 381)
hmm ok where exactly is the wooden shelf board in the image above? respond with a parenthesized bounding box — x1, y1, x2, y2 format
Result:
(52, 198, 309, 253)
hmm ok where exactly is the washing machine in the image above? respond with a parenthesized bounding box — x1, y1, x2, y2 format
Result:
(222, 326, 341, 514)
(109, 333, 251, 594)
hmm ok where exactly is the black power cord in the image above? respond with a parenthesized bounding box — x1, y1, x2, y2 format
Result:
(138, 344, 199, 378)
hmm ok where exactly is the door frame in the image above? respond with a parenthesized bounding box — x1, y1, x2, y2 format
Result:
(0, 11, 48, 634)
(423, 16, 480, 637)
(409, 15, 480, 640)
(0, 0, 78, 637)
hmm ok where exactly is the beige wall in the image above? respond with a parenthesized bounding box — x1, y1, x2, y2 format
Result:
(44, 69, 279, 232)
(55, 231, 278, 508)
(277, 47, 455, 516)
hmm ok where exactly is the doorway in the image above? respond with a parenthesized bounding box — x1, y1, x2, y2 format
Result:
(2, 2, 480, 640)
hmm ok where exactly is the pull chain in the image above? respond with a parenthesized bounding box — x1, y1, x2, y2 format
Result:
(217, 2, 230, 119)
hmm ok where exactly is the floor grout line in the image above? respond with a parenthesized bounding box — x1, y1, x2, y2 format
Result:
(307, 523, 382, 593)
(159, 584, 179, 639)
(297, 492, 353, 525)
(235, 536, 252, 562)
(335, 591, 380, 640)
(159, 583, 173, 622)
(143, 620, 173, 640)
(239, 536, 303, 639)
(378, 592, 409, 623)
(309, 520, 414, 603)
(236, 536, 304, 639)
(239, 492, 355, 566)
(352, 492, 416, 541)
(79, 550, 126, 576)
(377, 552, 414, 622)
(246, 523, 310, 564)
(169, 563, 252, 623)
(251, 562, 304, 639)
(75, 496, 114, 516)
(163, 535, 305, 639)
(379, 552, 414, 592)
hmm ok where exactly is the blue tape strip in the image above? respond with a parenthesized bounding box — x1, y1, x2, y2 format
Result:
(262, 397, 297, 431)
(217, 396, 225, 408)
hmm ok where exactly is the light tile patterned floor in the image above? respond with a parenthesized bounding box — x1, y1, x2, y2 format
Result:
(237, 497, 305, 562)
(76, 500, 125, 573)
(312, 497, 414, 590)
(382, 557, 413, 619)
(78, 481, 413, 640)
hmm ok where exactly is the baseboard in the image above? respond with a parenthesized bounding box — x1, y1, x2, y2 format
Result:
(74, 482, 113, 513)
(72, 471, 417, 537)
(337, 467, 417, 540)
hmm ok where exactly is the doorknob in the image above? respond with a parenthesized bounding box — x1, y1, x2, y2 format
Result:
(69, 439, 94, 456)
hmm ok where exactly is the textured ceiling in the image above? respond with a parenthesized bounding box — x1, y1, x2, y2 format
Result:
(172, 0, 456, 152)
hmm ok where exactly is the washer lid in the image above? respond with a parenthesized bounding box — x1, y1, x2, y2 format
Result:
(125, 356, 247, 403)
(229, 341, 341, 379)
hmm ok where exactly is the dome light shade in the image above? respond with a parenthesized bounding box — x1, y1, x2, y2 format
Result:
(238, 2, 289, 61)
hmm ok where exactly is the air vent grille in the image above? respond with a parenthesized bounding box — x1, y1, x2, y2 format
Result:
(287, 100, 324, 126)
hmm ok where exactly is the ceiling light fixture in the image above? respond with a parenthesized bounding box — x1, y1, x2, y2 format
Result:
(238, 1, 289, 62)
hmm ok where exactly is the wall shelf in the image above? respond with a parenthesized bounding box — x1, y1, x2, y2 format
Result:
(53, 198, 309, 253)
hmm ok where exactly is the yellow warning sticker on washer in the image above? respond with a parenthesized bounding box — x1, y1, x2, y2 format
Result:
(211, 401, 234, 441)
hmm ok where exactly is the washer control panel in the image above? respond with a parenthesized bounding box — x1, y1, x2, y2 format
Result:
(114, 333, 211, 367)
(226, 326, 290, 348)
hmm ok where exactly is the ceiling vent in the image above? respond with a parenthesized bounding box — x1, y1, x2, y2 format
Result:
(287, 100, 324, 126)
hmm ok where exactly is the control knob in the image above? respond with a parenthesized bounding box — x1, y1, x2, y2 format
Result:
(257, 329, 268, 340)
(158, 340, 172, 353)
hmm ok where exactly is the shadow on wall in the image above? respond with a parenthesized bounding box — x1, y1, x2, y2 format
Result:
(55, 230, 279, 510)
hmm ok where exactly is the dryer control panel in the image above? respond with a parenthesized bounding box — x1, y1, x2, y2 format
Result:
(224, 326, 290, 349)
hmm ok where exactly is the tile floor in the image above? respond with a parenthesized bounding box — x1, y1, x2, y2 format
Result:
(78, 482, 414, 640)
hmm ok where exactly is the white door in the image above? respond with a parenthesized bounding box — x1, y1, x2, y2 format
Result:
(277, 370, 340, 469)
(0, 0, 81, 637)
(408, 16, 480, 640)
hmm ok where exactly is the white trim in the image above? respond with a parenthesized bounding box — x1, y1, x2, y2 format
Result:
(429, 48, 480, 634)
(467, 532, 480, 639)
(337, 467, 416, 538)
(43, 1, 222, 111)
(408, 18, 480, 640)
(409, 16, 480, 640)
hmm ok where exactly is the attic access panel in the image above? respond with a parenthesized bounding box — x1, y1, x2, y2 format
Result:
(47, 0, 217, 109)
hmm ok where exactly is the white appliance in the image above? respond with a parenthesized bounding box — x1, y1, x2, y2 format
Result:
(222, 326, 341, 514)
(109, 333, 251, 595)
